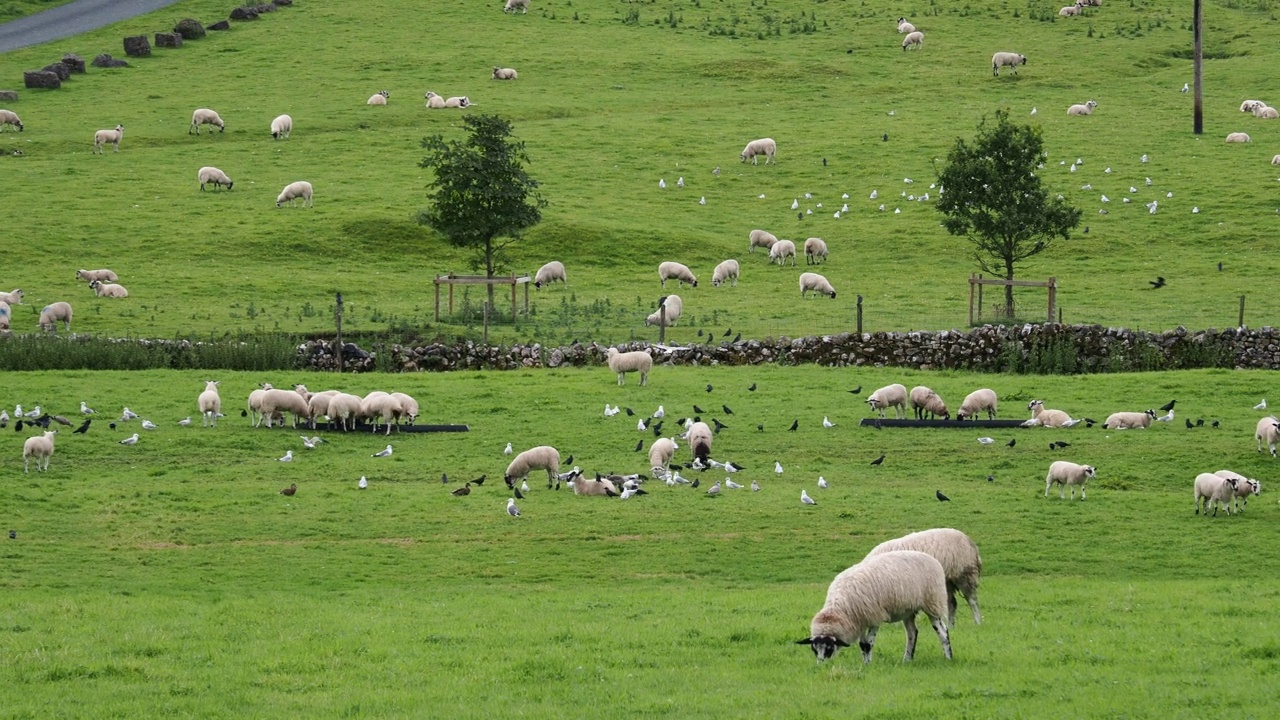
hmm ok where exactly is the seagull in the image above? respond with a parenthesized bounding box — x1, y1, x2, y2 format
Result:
(1254, 399, 1267, 410)
(507, 498, 521, 517)
(936, 490, 951, 502)
(520, 479, 531, 494)
(903, 178, 913, 184)
(707, 481, 722, 496)
(141, 419, 157, 430)
(801, 489, 816, 506)
(677, 176, 684, 187)
(1145, 177, 1152, 186)
(698, 196, 706, 205)
(24, 405, 40, 419)
(869, 190, 878, 199)
(301, 436, 321, 449)
(791, 199, 799, 210)
(1181, 82, 1189, 93)
(637, 418, 647, 431)
(372, 445, 393, 458)
(817, 476, 828, 489)
(178, 417, 192, 426)
(1141, 154, 1149, 163)
(658, 179, 666, 189)
(359, 476, 368, 489)
(725, 478, 743, 490)
(712, 167, 720, 176)
(894, 208, 900, 214)
(1192, 207, 1199, 214)
(1166, 192, 1173, 198)
(878, 204, 885, 211)
(279, 450, 293, 462)
(977, 437, 995, 444)
(870, 454, 885, 466)
(280, 483, 297, 497)
(775, 461, 784, 474)
(725, 461, 743, 472)
(653, 405, 665, 419)
(119, 433, 139, 445)
(121, 407, 138, 421)
(805, 192, 813, 199)
(80, 402, 96, 415)
(842, 193, 850, 199)
(1070, 165, 1076, 173)
(1030, 107, 1037, 116)
(1081, 184, 1092, 190)
(823, 416, 835, 428)
(604, 404, 619, 417)
(1104, 167, 1112, 174)
(1100, 195, 1109, 203)
(751, 480, 760, 492)
(504, 442, 513, 455)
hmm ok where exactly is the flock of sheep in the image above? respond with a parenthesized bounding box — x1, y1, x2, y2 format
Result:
(0, 268, 124, 334)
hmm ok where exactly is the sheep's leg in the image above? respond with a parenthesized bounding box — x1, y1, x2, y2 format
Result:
(966, 592, 982, 625)
(1080, 485, 1086, 500)
(946, 592, 958, 627)
(859, 629, 877, 664)
(902, 616, 918, 662)
(931, 617, 952, 659)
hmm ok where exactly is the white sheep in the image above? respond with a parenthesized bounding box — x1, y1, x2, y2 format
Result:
(75, 270, 117, 283)
(799, 272, 836, 299)
(493, 67, 518, 80)
(505, 446, 560, 488)
(503, 0, 529, 13)
(1194, 472, 1238, 516)
(740, 138, 777, 165)
(645, 294, 683, 327)
(89, 280, 128, 298)
(444, 96, 472, 108)
(712, 259, 740, 287)
(1025, 399, 1073, 428)
(991, 52, 1026, 76)
(198, 380, 221, 427)
(1252, 105, 1279, 119)
(803, 237, 829, 265)
(0, 109, 23, 132)
(0, 300, 9, 332)
(909, 386, 949, 420)
(1254, 416, 1280, 457)
(198, 166, 233, 191)
(658, 261, 698, 288)
(534, 261, 566, 289)
(92, 124, 124, 154)
(424, 91, 447, 109)
(362, 392, 405, 435)
(1272, 155, 1280, 166)
(1067, 100, 1098, 116)
(687, 421, 712, 461)
(749, 229, 779, 253)
(956, 388, 998, 420)
(258, 387, 310, 428)
(867, 383, 908, 419)
(769, 239, 797, 266)
(573, 476, 619, 497)
(896, 17, 915, 33)
(326, 392, 364, 431)
(1058, 4, 1082, 16)
(38, 302, 72, 332)
(246, 382, 274, 426)
(367, 90, 390, 105)
(796, 550, 952, 664)
(391, 392, 419, 424)
(901, 31, 924, 50)
(0, 288, 23, 304)
(649, 437, 677, 468)
(1241, 100, 1265, 113)
(271, 114, 292, 140)
(189, 108, 225, 134)
(22, 430, 56, 473)
(1225, 132, 1252, 143)
(865, 528, 982, 625)
(277, 181, 313, 208)
(1214, 470, 1261, 513)
(1045, 461, 1096, 500)
(605, 347, 652, 386)
(306, 390, 338, 426)
(1102, 409, 1156, 430)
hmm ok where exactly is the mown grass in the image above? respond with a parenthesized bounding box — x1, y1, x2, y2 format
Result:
(0, 0, 75, 25)
(2, 0, 1280, 345)
(1, 366, 1278, 716)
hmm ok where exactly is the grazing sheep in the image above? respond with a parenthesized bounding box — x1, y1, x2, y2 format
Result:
(0, 300, 9, 332)
(1058, 4, 1082, 16)
(1225, 132, 1252, 143)
(306, 390, 338, 426)
(198, 380, 221, 427)
(1254, 416, 1280, 457)
(1214, 470, 1261, 513)
(769, 239, 797, 266)
(901, 31, 924, 50)
(896, 17, 915, 33)
(0, 288, 22, 304)
(38, 302, 72, 332)
(258, 388, 311, 429)
(685, 420, 713, 460)
(361, 391, 405, 435)
(1194, 472, 1238, 516)
(493, 67, 518, 80)
(22, 430, 56, 473)
(75, 270, 117, 283)
(1102, 409, 1156, 430)
(909, 386, 949, 420)
(1045, 461, 1096, 500)
(276, 181, 313, 208)
(749, 229, 779, 253)
(503, 0, 529, 13)
(866, 528, 982, 625)
(391, 392, 420, 424)
(197, 166, 233, 191)
(367, 90, 390, 105)
(712, 259, 740, 287)
(1272, 155, 1280, 166)
(605, 347, 652, 386)
(740, 137, 777, 165)
(867, 383, 909, 419)
(644, 294, 683, 327)
(574, 475, 619, 497)
(1067, 100, 1098, 116)
(444, 96, 472, 108)
(799, 272, 836, 299)
(424, 91, 447, 109)
(534, 261, 566, 289)
(271, 114, 292, 140)
(649, 437, 677, 468)
(1025, 399, 1072, 428)
(991, 52, 1027, 76)
(956, 389, 998, 421)
(92, 124, 124, 154)
(505, 446, 560, 488)
(658, 261, 698, 288)
(189, 108, 225, 134)
(326, 392, 363, 431)
(796, 550, 952, 664)
(803, 237, 829, 265)
(1241, 100, 1265, 113)
(246, 382, 274, 426)
(89, 280, 128, 298)
(1252, 105, 1279, 119)
(0, 109, 22, 132)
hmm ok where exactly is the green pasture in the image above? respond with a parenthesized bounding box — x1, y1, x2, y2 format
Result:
(0, 0, 75, 25)
(1, 366, 1278, 716)
(1, 0, 1280, 344)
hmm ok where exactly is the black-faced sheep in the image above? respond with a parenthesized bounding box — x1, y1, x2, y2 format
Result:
(865, 528, 982, 625)
(740, 138, 776, 165)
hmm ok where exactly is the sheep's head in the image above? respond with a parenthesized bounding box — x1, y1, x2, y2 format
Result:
(1084, 465, 1097, 478)
(827, 291, 836, 299)
(795, 635, 849, 662)
(1248, 479, 1261, 495)
(1028, 399, 1044, 410)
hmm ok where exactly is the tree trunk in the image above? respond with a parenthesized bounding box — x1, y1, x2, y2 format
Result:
(485, 238, 496, 312)
(1004, 258, 1016, 318)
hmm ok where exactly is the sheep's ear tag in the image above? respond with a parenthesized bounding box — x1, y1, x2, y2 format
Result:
(795, 638, 814, 645)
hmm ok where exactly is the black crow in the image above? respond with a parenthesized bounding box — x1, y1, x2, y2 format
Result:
(788, 419, 799, 432)
(870, 454, 885, 466)
(936, 490, 951, 502)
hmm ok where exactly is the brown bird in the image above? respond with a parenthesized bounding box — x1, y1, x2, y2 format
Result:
(280, 483, 297, 496)
(452, 482, 472, 497)
(51, 415, 72, 426)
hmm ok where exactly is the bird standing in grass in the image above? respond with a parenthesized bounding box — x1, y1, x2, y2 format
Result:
(506, 498, 521, 517)
(788, 419, 799, 432)
(936, 490, 950, 502)
(279, 450, 293, 462)
(801, 490, 816, 506)
(870, 454, 885, 466)
(1149, 277, 1165, 289)
(359, 476, 368, 489)
(280, 483, 297, 496)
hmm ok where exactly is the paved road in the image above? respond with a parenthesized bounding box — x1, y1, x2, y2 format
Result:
(0, 0, 184, 54)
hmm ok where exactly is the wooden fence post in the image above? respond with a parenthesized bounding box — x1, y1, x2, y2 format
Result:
(1239, 295, 1246, 327)
(658, 297, 667, 343)
(1047, 276, 1057, 323)
(856, 294, 864, 335)
(335, 292, 344, 374)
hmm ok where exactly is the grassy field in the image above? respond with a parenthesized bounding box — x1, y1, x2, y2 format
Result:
(2, 0, 1280, 345)
(1, 366, 1279, 716)
(0, 0, 75, 25)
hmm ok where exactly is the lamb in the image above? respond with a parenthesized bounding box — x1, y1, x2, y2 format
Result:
(189, 108, 225, 134)
(649, 437, 677, 469)
(991, 52, 1026, 76)
(896, 17, 915, 33)
(1045, 461, 1096, 500)
(644, 294, 682, 327)
(686, 421, 712, 461)
(276, 181, 313, 208)
(390, 392, 419, 423)
(198, 380, 221, 427)
(1225, 132, 1252, 143)
(367, 90, 390, 105)
(75, 270, 117, 283)
(909, 386, 949, 420)
(22, 430, 56, 473)
(769, 239, 797, 266)
(573, 476, 619, 497)
(505, 446, 560, 488)
(493, 67, 518, 80)
(796, 550, 952, 664)
(246, 382, 274, 426)
(658, 261, 698, 288)
(1254, 416, 1280, 457)
(748, 229, 778, 253)
(712, 259, 740, 287)
(1058, 4, 1082, 16)
(92, 124, 124, 153)
(901, 31, 924, 50)
(38, 302, 72, 332)
(1252, 104, 1279, 119)
(1194, 472, 1238, 516)
(956, 388, 998, 420)
(271, 114, 292, 140)
(605, 347, 652, 386)
(198, 166, 233, 191)
(1067, 100, 1098, 116)
(444, 96, 472, 108)
(1102, 409, 1156, 430)
(1273, 155, 1280, 166)
(0, 288, 22, 304)
(326, 392, 364, 431)
(799, 272, 836, 299)
(1241, 100, 1265, 113)
(89, 280, 128, 298)
(1214, 470, 1260, 513)
(503, 0, 529, 13)
(867, 383, 908, 419)
(740, 138, 777, 165)
(258, 387, 311, 428)
(803, 237, 829, 265)
(424, 92, 446, 109)
(534, 261, 566, 289)
(865, 528, 982, 625)
(0, 109, 22, 132)
(0, 300, 9, 331)
(1025, 399, 1073, 428)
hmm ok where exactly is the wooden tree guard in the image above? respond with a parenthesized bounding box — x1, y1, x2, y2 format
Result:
(433, 273, 531, 321)
(968, 274, 1057, 325)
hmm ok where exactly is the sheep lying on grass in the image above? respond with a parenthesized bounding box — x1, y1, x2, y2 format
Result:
(1194, 473, 1237, 516)
(865, 528, 982, 625)
(424, 91, 446, 109)
(367, 90, 390, 105)
(897, 17, 915, 33)
(1067, 100, 1097, 116)
(909, 386, 949, 420)
(867, 383, 908, 419)
(1102, 409, 1155, 429)
(644, 294, 682, 327)
(506, 446, 560, 488)
(1024, 399, 1074, 428)
(1045, 461, 1095, 500)
(492, 67, 518, 80)
(606, 347, 651, 386)
(1225, 132, 1251, 143)
(89, 280, 128, 298)
(22, 430, 56, 473)
(573, 475, 618, 497)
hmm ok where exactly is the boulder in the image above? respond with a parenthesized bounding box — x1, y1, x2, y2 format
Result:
(154, 32, 183, 48)
(60, 53, 86, 73)
(41, 62, 71, 80)
(173, 18, 206, 39)
(0, 90, 17, 101)
(91, 54, 129, 68)
(208, 20, 231, 31)
(273, 0, 293, 5)
(252, 3, 277, 12)
(23, 71, 60, 89)
(229, 7, 259, 20)
(123, 35, 151, 57)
